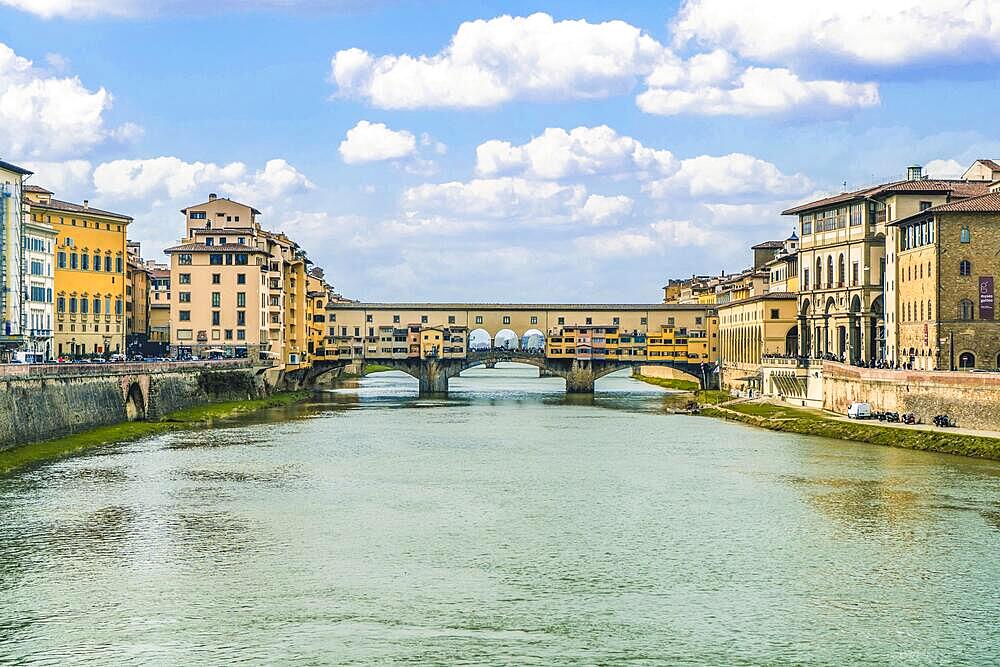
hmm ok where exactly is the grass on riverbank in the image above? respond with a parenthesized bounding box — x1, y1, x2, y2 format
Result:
(701, 401, 1000, 460)
(631, 373, 730, 406)
(0, 391, 309, 476)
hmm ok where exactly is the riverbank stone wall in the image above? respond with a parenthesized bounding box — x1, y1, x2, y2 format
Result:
(0, 367, 266, 450)
(822, 361, 1000, 431)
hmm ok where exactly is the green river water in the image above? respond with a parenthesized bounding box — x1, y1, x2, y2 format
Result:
(1, 365, 998, 665)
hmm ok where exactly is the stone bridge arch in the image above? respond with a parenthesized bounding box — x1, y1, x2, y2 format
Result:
(124, 380, 147, 421)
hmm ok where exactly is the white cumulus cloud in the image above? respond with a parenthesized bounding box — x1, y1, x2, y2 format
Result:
(578, 195, 633, 226)
(21, 159, 92, 194)
(0, 42, 133, 158)
(475, 125, 676, 180)
(329, 13, 665, 108)
(93, 156, 312, 202)
(402, 177, 588, 222)
(673, 0, 1000, 66)
(638, 66, 879, 116)
(924, 159, 966, 179)
(339, 120, 417, 164)
(644, 153, 812, 198)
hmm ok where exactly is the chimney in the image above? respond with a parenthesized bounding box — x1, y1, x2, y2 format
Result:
(208, 192, 217, 201)
(82, 199, 89, 209)
(907, 165, 923, 181)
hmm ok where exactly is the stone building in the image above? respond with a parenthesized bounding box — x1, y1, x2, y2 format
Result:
(785, 166, 986, 364)
(717, 292, 799, 391)
(888, 189, 1000, 370)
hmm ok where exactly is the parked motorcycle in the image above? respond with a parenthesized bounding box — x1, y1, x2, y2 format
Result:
(933, 414, 956, 428)
(901, 412, 918, 425)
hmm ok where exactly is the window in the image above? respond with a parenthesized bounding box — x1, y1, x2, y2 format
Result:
(557, 317, 565, 325)
(586, 317, 593, 325)
(803, 268, 810, 290)
(104, 256, 112, 272)
(191, 211, 206, 219)
(237, 329, 246, 340)
(928, 300, 933, 321)
(180, 273, 192, 284)
(210, 254, 223, 265)
(69, 297, 77, 313)
(235, 253, 248, 265)
(850, 204, 863, 226)
(115, 299, 123, 315)
(959, 352, 976, 369)
(770, 309, 780, 320)
(179, 310, 191, 321)
(178, 254, 192, 265)
(421, 315, 428, 323)
(80, 298, 89, 314)
(919, 201, 932, 211)
(57, 252, 66, 269)
(81, 254, 89, 271)
(640, 317, 647, 326)
(212, 292, 221, 307)
(94, 298, 101, 314)
(448, 315, 456, 324)
(960, 260, 971, 276)
(57, 297, 65, 313)
(960, 226, 971, 243)
(179, 292, 191, 303)
(837, 254, 845, 286)
(612, 317, 620, 326)
(237, 273, 246, 285)
(801, 214, 813, 235)
(236, 292, 246, 307)
(116, 257, 123, 273)
(960, 299, 974, 321)
(503, 316, 511, 325)
(93, 254, 101, 271)
(225, 329, 233, 340)
(826, 256, 834, 287)
(237, 311, 245, 326)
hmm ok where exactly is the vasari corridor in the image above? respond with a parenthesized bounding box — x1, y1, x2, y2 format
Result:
(1, 1, 1000, 665)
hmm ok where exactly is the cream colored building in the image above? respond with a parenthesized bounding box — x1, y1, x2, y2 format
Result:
(785, 165, 986, 364)
(718, 293, 798, 390)
(22, 212, 57, 359)
(0, 160, 32, 356)
(165, 193, 322, 367)
(165, 194, 269, 359)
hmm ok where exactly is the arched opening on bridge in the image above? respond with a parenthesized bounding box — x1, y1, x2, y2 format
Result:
(124, 382, 146, 421)
(494, 329, 518, 351)
(468, 328, 491, 352)
(521, 329, 545, 352)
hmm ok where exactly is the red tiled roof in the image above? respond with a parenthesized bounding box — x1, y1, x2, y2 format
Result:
(977, 159, 1000, 171)
(751, 240, 785, 249)
(891, 191, 1000, 225)
(29, 196, 132, 221)
(163, 242, 266, 253)
(23, 184, 51, 194)
(782, 179, 989, 215)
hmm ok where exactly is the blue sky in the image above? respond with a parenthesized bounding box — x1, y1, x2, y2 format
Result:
(2, 0, 999, 301)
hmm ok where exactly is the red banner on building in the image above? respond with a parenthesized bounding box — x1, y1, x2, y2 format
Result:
(981, 276, 995, 320)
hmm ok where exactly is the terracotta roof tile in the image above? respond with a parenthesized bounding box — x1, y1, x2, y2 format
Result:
(163, 242, 266, 253)
(782, 179, 989, 215)
(30, 197, 132, 221)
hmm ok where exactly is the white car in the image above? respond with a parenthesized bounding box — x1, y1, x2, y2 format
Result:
(847, 402, 872, 419)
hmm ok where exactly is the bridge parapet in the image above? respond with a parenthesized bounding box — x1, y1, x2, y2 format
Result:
(0, 359, 256, 381)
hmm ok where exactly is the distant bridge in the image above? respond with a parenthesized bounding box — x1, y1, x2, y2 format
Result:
(306, 302, 720, 395)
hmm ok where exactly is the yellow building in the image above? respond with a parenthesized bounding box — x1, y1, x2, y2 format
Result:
(718, 293, 799, 390)
(148, 264, 170, 346)
(125, 241, 151, 356)
(24, 186, 132, 358)
(306, 268, 332, 361)
(420, 326, 444, 358)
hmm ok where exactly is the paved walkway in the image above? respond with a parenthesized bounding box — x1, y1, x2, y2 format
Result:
(746, 397, 1000, 440)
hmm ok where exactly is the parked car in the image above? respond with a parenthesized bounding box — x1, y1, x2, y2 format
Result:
(847, 402, 872, 419)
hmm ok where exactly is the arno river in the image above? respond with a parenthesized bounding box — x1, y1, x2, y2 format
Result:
(1, 365, 999, 665)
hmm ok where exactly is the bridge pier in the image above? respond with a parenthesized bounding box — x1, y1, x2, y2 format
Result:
(564, 360, 596, 394)
(417, 359, 452, 395)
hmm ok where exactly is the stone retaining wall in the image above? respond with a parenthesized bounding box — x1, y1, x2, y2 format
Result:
(822, 361, 1000, 430)
(0, 367, 266, 450)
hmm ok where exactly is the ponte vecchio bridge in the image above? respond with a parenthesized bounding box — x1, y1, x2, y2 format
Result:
(304, 302, 720, 394)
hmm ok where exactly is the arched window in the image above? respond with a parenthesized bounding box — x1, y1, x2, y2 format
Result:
(815, 258, 822, 287)
(927, 300, 933, 321)
(960, 260, 971, 276)
(827, 256, 834, 287)
(960, 299, 974, 320)
(837, 254, 845, 286)
(960, 226, 970, 243)
(928, 261, 932, 277)
(959, 352, 975, 368)
(920, 301, 924, 320)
